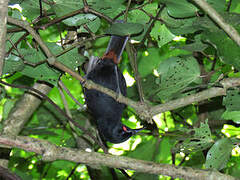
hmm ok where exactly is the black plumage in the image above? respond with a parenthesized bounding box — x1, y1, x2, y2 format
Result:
(84, 35, 143, 143)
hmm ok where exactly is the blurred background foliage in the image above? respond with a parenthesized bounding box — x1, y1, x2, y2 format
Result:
(1, 0, 240, 179)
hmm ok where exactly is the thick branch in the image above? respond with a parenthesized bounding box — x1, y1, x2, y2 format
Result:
(3, 17, 59, 136)
(51, 58, 240, 122)
(0, 0, 9, 76)
(0, 135, 237, 180)
(2, 82, 52, 135)
(7, 16, 240, 124)
(192, 0, 240, 46)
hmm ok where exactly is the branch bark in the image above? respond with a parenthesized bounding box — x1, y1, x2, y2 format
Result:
(192, 0, 240, 46)
(7, 17, 240, 124)
(2, 82, 52, 135)
(0, 0, 9, 76)
(51, 58, 240, 123)
(0, 135, 237, 180)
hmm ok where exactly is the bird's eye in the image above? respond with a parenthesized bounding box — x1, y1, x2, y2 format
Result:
(122, 125, 128, 132)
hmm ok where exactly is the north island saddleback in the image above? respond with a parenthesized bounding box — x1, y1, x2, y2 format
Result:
(84, 25, 144, 144)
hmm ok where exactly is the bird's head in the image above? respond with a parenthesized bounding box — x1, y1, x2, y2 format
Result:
(98, 120, 144, 144)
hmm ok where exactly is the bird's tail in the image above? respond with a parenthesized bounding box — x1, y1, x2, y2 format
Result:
(102, 35, 129, 64)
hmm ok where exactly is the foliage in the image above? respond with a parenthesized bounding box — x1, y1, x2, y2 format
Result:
(1, 0, 240, 179)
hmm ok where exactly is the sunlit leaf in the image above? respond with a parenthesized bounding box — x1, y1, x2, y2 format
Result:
(138, 48, 162, 77)
(150, 22, 175, 48)
(222, 110, 240, 124)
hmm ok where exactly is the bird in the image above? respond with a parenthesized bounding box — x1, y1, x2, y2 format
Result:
(84, 29, 143, 144)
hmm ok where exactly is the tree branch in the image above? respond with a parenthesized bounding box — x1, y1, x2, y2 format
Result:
(6, 16, 240, 125)
(0, 135, 237, 180)
(0, 0, 9, 76)
(7, 17, 56, 59)
(192, 0, 240, 46)
(51, 58, 240, 123)
(1, 82, 52, 136)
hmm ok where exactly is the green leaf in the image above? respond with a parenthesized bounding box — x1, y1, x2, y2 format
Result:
(17, 43, 83, 85)
(202, 28, 240, 71)
(177, 35, 208, 52)
(205, 138, 233, 170)
(163, 0, 199, 18)
(127, 137, 159, 161)
(87, 0, 125, 17)
(19, 48, 60, 85)
(230, 0, 240, 13)
(51, 0, 82, 17)
(223, 90, 240, 111)
(2, 99, 17, 120)
(141, 75, 159, 99)
(133, 173, 158, 180)
(150, 22, 175, 48)
(222, 125, 240, 137)
(222, 110, 240, 124)
(20, 0, 51, 20)
(156, 56, 200, 100)
(173, 121, 213, 153)
(156, 137, 173, 164)
(161, 9, 200, 35)
(184, 152, 205, 168)
(27, 102, 66, 129)
(39, 25, 64, 42)
(6, 32, 26, 51)
(3, 55, 24, 74)
(49, 44, 85, 71)
(105, 22, 144, 36)
(78, 16, 101, 33)
(138, 48, 162, 77)
(63, 14, 97, 26)
(206, 0, 227, 12)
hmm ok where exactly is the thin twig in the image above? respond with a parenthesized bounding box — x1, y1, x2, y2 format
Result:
(82, 0, 88, 6)
(124, 0, 132, 22)
(39, 9, 84, 30)
(66, 163, 80, 180)
(126, 43, 145, 102)
(58, 80, 84, 109)
(83, 24, 96, 39)
(226, 0, 232, 12)
(114, 2, 150, 20)
(6, 32, 29, 56)
(86, 8, 113, 23)
(178, 153, 189, 166)
(141, 4, 165, 44)
(58, 83, 73, 118)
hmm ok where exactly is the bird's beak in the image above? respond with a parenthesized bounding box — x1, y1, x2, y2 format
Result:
(130, 127, 145, 134)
